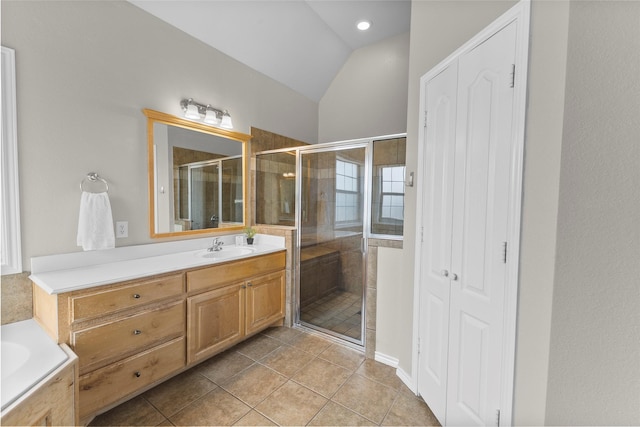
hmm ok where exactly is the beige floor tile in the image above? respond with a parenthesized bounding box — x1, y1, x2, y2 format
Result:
(143, 369, 217, 417)
(233, 410, 277, 426)
(234, 334, 282, 360)
(259, 344, 314, 377)
(169, 388, 251, 426)
(195, 350, 255, 384)
(308, 401, 376, 426)
(255, 381, 328, 426)
(332, 374, 398, 424)
(221, 363, 287, 406)
(291, 357, 352, 397)
(89, 396, 165, 426)
(318, 343, 365, 371)
(382, 388, 441, 426)
(289, 332, 332, 355)
(261, 326, 303, 344)
(356, 358, 403, 389)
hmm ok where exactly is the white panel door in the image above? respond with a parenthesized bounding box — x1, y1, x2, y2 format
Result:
(417, 62, 459, 424)
(446, 21, 517, 426)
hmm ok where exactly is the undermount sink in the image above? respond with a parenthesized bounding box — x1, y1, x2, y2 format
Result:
(195, 246, 256, 259)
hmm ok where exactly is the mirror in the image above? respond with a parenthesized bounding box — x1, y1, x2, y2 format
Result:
(144, 109, 251, 238)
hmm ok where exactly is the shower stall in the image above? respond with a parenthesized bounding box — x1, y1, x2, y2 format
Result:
(255, 135, 406, 347)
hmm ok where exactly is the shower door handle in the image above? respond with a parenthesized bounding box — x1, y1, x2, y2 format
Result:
(361, 238, 366, 254)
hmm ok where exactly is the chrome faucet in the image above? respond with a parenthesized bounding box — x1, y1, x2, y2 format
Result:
(208, 237, 224, 252)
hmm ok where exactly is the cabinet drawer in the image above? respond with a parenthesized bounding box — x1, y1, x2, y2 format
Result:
(79, 337, 185, 419)
(70, 273, 184, 322)
(72, 302, 184, 373)
(187, 251, 285, 293)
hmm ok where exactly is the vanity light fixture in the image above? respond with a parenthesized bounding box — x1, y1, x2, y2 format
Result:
(180, 98, 233, 129)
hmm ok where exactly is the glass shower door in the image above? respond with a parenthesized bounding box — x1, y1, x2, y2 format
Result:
(297, 145, 368, 345)
(189, 163, 220, 230)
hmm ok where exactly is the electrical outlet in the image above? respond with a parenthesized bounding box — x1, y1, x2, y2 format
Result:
(116, 221, 128, 238)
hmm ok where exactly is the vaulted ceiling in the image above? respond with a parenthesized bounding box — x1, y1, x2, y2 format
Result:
(129, 0, 411, 102)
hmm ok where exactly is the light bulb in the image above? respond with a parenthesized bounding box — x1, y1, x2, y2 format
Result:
(357, 21, 371, 31)
(185, 102, 200, 119)
(204, 107, 220, 125)
(221, 111, 233, 129)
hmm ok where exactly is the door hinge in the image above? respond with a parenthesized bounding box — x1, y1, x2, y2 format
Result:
(496, 409, 501, 426)
(424, 110, 428, 128)
(417, 337, 421, 354)
(421, 227, 424, 243)
(502, 241, 508, 263)
(510, 64, 515, 88)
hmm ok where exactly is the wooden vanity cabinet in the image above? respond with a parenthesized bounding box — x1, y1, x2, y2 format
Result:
(186, 251, 286, 364)
(33, 272, 187, 423)
(32, 249, 286, 424)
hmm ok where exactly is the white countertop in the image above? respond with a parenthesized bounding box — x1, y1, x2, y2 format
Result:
(29, 234, 285, 295)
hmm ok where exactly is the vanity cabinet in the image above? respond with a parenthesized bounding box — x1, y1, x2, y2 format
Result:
(33, 272, 186, 423)
(32, 249, 286, 424)
(186, 252, 286, 364)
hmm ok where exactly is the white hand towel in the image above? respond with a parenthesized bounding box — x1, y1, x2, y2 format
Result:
(77, 191, 115, 251)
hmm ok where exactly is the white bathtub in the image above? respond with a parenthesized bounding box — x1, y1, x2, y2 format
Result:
(1, 319, 68, 411)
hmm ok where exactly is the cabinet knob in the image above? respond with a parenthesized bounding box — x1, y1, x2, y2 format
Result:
(241, 285, 246, 289)
(133, 294, 141, 299)
(247, 283, 253, 287)
(451, 273, 459, 281)
(134, 371, 141, 378)
(133, 329, 142, 335)
(441, 270, 449, 277)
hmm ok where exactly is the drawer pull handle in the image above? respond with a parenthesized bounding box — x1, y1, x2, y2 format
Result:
(247, 283, 253, 287)
(241, 285, 246, 289)
(133, 294, 141, 299)
(133, 329, 142, 335)
(134, 371, 141, 378)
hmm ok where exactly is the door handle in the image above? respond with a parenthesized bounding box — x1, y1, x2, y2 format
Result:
(450, 273, 458, 281)
(441, 270, 449, 277)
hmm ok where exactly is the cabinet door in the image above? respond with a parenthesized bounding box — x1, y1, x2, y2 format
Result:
(245, 271, 285, 335)
(446, 21, 516, 426)
(187, 283, 245, 364)
(417, 59, 459, 423)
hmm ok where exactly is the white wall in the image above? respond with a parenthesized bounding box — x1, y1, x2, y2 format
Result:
(375, 246, 405, 359)
(318, 32, 409, 143)
(1, 1, 318, 263)
(544, 1, 640, 424)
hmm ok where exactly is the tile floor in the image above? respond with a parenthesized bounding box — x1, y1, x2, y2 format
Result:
(300, 290, 363, 340)
(89, 327, 440, 426)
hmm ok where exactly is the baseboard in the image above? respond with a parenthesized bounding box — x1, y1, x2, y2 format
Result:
(374, 351, 399, 368)
(396, 366, 418, 394)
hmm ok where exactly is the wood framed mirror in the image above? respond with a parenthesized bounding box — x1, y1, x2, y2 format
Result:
(144, 109, 251, 238)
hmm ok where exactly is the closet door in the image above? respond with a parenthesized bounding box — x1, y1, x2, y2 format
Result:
(446, 21, 517, 426)
(417, 62, 458, 423)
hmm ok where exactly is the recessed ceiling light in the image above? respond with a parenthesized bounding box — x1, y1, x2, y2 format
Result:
(357, 20, 371, 31)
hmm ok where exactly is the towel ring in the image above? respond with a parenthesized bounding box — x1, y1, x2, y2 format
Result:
(80, 172, 109, 193)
